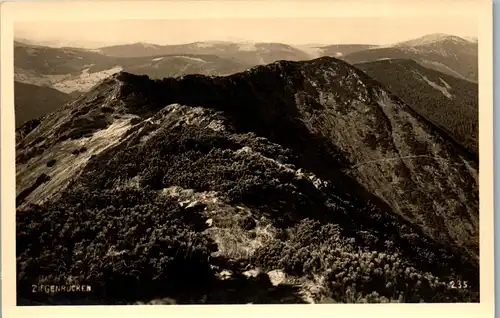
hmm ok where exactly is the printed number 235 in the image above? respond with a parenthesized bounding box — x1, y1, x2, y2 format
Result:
(450, 281, 468, 289)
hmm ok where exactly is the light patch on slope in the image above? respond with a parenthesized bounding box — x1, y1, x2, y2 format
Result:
(15, 66, 123, 94)
(158, 185, 276, 260)
(152, 57, 164, 61)
(154, 185, 314, 304)
(426, 46, 451, 57)
(439, 78, 452, 90)
(418, 59, 468, 80)
(296, 46, 324, 58)
(138, 42, 159, 49)
(16, 117, 134, 207)
(237, 41, 258, 51)
(24, 48, 39, 55)
(414, 71, 453, 99)
(195, 42, 215, 48)
(174, 56, 205, 63)
(400, 47, 420, 53)
(52, 66, 123, 93)
(394, 33, 464, 47)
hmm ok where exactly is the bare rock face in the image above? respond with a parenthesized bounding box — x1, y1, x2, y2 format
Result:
(15, 56, 478, 305)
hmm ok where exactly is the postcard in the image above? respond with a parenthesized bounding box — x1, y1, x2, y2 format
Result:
(0, 0, 494, 317)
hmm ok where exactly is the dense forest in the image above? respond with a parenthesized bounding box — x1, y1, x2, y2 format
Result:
(355, 59, 478, 156)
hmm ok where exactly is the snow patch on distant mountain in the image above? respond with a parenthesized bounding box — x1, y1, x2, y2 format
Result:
(138, 42, 159, 49)
(404, 46, 452, 57)
(394, 33, 469, 47)
(175, 56, 206, 63)
(237, 41, 258, 51)
(152, 57, 164, 61)
(194, 42, 216, 48)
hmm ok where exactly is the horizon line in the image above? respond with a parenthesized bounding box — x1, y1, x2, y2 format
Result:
(14, 32, 478, 50)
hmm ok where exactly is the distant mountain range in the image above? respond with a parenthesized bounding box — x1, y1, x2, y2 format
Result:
(96, 41, 312, 65)
(13, 33, 478, 133)
(342, 34, 478, 83)
(312, 44, 379, 57)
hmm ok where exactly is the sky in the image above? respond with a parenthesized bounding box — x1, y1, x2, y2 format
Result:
(14, 16, 477, 49)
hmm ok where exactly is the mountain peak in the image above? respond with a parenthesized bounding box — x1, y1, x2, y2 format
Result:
(394, 33, 469, 47)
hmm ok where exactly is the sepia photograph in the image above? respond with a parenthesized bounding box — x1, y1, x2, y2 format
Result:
(0, 0, 494, 316)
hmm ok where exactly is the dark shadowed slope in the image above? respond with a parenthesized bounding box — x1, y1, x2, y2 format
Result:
(16, 57, 478, 305)
(14, 81, 74, 128)
(354, 59, 478, 156)
(341, 35, 478, 82)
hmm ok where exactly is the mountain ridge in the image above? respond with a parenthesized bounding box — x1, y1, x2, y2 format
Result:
(392, 33, 472, 47)
(16, 56, 479, 305)
(341, 37, 478, 82)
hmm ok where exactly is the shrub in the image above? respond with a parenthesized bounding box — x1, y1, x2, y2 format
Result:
(252, 219, 477, 303)
(16, 187, 218, 303)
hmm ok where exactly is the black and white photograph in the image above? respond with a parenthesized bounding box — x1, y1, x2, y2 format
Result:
(1, 0, 494, 314)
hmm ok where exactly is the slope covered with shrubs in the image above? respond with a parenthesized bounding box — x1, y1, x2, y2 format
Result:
(16, 57, 479, 304)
